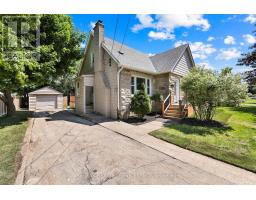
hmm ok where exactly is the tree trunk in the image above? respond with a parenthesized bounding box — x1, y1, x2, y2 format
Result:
(3, 90, 16, 116)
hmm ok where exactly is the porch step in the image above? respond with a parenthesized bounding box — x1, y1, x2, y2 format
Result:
(168, 104, 180, 109)
(164, 105, 182, 118)
(163, 114, 182, 119)
(164, 113, 182, 118)
(165, 110, 180, 115)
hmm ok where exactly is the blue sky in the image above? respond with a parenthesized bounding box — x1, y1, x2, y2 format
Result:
(70, 14, 256, 73)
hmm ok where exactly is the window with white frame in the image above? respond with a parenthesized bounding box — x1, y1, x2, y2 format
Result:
(131, 76, 151, 95)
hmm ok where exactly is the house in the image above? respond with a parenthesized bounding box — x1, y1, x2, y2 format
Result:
(28, 87, 63, 111)
(75, 20, 195, 119)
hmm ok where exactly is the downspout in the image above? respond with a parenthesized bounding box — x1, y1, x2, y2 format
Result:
(117, 64, 124, 119)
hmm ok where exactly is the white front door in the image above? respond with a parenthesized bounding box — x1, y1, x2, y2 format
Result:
(173, 79, 180, 104)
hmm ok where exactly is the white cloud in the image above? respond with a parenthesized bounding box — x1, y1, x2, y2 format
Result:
(174, 40, 216, 60)
(224, 35, 236, 45)
(207, 36, 215, 42)
(154, 14, 210, 32)
(198, 62, 213, 70)
(89, 21, 96, 30)
(148, 31, 175, 40)
(131, 15, 154, 32)
(244, 14, 256, 24)
(148, 53, 155, 57)
(221, 15, 237, 23)
(132, 14, 210, 40)
(240, 42, 245, 46)
(216, 48, 241, 60)
(243, 34, 256, 44)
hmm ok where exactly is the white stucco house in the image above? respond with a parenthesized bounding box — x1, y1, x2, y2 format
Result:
(75, 20, 195, 119)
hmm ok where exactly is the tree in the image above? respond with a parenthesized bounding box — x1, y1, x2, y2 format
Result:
(237, 25, 256, 94)
(0, 19, 38, 115)
(219, 68, 248, 106)
(0, 14, 85, 115)
(181, 67, 247, 121)
(181, 67, 221, 121)
(130, 85, 152, 119)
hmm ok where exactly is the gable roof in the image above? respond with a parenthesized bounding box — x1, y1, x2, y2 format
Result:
(29, 87, 62, 95)
(102, 37, 194, 74)
(102, 38, 157, 73)
(150, 44, 189, 73)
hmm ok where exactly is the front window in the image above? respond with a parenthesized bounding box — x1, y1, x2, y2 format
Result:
(131, 76, 151, 95)
(131, 77, 135, 95)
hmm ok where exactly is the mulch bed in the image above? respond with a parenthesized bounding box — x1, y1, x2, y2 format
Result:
(123, 113, 161, 125)
(179, 117, 225, 128)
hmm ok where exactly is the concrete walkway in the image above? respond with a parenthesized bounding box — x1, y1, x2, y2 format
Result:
(85, 113, 256, 184)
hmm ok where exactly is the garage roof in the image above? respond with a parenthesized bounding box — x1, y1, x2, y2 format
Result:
(29, 87, 62, 95)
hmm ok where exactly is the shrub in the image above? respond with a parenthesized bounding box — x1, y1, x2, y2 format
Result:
(181, 67, 247, 121)
(130, 85, 152, 119)
(150, 92, 163, 102)
(219, 71, 248, 106)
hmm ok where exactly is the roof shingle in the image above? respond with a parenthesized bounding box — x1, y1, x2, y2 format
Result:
(102, 37, 190, 74)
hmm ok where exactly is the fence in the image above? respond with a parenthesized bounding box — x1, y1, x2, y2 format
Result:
(0, 99, 7, 117)
(63, 96, 75, 109)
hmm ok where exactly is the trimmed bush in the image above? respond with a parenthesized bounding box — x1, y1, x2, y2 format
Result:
(130, 85, 152, 119)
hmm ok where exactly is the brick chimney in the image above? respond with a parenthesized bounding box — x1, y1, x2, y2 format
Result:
(93, 20, 104, 72)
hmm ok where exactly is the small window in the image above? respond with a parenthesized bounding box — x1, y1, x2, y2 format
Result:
(147, 79, 150, 95)
(108, 58, 111, 67)
(131, 77, 135, 94)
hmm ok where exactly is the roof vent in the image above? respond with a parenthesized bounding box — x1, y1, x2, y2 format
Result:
(118, 50, 124, 55)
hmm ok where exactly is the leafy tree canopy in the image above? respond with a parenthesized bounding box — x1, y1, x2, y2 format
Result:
(0, 14, 86, 115)
(237, 25, 256, 94)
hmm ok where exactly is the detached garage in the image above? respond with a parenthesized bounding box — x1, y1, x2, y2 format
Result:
(28, 87, 63, 111)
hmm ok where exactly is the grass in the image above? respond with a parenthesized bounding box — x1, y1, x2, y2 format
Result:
(0, 111, 31, 184)
(150, 99, 256, 172)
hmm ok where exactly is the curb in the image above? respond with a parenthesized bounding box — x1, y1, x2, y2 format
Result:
(15, 118, 34, 185)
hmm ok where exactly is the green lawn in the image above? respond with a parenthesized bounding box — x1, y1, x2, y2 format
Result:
(0, 111, 31, 184)
(150, 99, 256, 172)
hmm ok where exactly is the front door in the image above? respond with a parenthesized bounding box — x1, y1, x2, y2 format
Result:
(173, 79, 180, 104)
(85, 86, 94, 113)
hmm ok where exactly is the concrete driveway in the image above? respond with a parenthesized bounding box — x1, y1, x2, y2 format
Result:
(16, 111, 254, 184)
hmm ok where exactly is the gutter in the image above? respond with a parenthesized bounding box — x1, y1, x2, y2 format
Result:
(117, 64, 124, 114)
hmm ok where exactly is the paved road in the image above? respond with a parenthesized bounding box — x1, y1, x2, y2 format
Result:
(19, 111, 232, 184)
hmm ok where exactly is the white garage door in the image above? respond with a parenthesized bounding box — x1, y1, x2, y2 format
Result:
(36, 95, 56, 110)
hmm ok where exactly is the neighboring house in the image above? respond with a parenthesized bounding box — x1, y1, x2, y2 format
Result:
(28, 87, 63, 111)
(76, 20, 195, 119)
